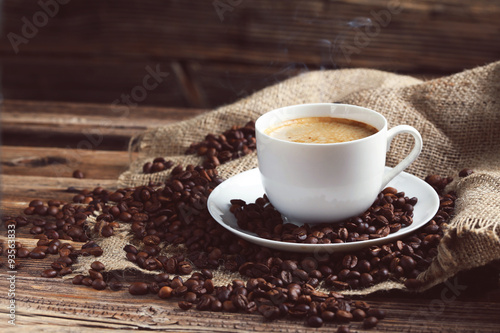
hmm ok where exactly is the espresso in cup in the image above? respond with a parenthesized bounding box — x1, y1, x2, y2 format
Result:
(264, 117, 378, 144)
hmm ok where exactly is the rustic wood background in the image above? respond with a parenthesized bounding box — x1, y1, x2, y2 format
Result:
(1, 0, 499, 109)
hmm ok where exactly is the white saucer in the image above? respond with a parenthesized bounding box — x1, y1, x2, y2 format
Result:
(207, 168, 440, 253)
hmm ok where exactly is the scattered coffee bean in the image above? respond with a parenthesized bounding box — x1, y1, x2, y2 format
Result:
(459, 168, 474, 177)
(363, 316, 379, 328)
(41, 269, 58, 278)
(72, 170, 85, 179)
(129, 282, 149, 295)
(158, 286, 173, 299)
(337, 326, 351, 333)
(92, 279, 107, 290)
(72, 275, 85, 285)
(81, 277, 93, 287)
(178, 301, 193, 310)
(307, 315, 323, 328)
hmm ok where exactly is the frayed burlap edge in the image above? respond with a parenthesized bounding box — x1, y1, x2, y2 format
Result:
(417, 171, 500, 291)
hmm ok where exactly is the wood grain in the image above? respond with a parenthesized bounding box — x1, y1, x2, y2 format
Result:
(1, 0, 498, 107)
(1, 100, 206, 149)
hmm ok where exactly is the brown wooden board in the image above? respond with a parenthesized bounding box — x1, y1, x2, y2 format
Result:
(1, 0, 499, 107)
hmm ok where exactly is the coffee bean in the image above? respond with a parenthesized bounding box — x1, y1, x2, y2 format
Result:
(352, 308, 366, 321)
(360, 273, 374, 287)
(88, 247, 103, 257)
(101, 225, 114, 237)
(363, 316, 379, 328)
(184, 292, 197, 303)
(196, 295, 212, 311)
(91, 261, 105, 271)
(123, 245, 138, 254)
(72, 275, 85, 285)
(459, 168, 474, 177)
(307, 315, 323, 328)
(158, 286, 173, 299)
(80, 277, 93, 286)
(129, 282, 149, 295)
(17, 247, 30, 258)
(30, 249, 46, 259)
(41, 269, 58, 278)
(336, 309, 353, 322)
(178, 301, 193, 310)
(404, 278, 423, 289)
(92, 279, 107, 290)
(165, 257, 178, 274)
(72, 170, 85, 179)
(59, 267, 73, 276)
(173, 285, 188, 297)
(337, 326, 351, 333)
(321, 310, 335, 322)
(400, 255, 416, 272)
(29, 199, 44, 207)
(342, 255, 358, 269)
(258, 304, 280, 320)
(89, 269, 103, 281)
(178, 261, 193, 275)
(367, 308, 386, 319)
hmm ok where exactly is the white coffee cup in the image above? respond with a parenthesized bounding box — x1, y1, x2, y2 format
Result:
(255, 103, 422, 223)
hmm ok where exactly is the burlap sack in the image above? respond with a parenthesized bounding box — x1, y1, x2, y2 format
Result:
(76, 62, 500, 294)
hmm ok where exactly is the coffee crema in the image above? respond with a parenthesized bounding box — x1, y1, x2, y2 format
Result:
(265, 117, 378, 144)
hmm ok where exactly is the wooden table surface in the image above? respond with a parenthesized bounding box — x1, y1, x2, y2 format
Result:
(1, 99, 500, 332)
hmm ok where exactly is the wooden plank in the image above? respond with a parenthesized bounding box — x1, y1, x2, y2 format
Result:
(0, 56, 190, 107)
(187, 62, 309, 108)
(1, 0, 498, 72)
(1, 0, 499, 108)
(1, 146, 131, 179)
(1, 100, 207, 149)
(0, 275, 499, 332)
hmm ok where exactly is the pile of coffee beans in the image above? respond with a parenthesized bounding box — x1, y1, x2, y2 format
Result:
(1, 122, 468, 330)
(185, 121, 256, 169)
(142, 157, 175, 174)
(230, 186, 416, 243)
(141, 121, 255, 174)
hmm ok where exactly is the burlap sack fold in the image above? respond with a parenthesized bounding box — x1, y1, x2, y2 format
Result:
(112, 61, 500, 293)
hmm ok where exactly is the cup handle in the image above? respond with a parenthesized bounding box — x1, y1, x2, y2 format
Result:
(381, 125, 423, 189)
